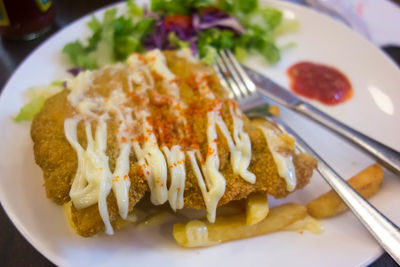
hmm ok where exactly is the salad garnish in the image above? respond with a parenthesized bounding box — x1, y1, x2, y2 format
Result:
(63, 0, 298, 69)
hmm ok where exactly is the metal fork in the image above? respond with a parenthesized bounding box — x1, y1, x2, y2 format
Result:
(214, 49, 400, 264)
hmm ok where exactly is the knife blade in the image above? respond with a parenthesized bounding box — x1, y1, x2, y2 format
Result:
(242, 65, 303, 108)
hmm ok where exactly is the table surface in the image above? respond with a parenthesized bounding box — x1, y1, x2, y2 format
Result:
(0, 0, 399, 266)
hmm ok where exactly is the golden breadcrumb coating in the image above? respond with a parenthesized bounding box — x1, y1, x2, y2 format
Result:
(31, 51, 316, 237)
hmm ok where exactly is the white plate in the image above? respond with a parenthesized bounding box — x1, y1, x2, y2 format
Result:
(1, 1, 400, 266)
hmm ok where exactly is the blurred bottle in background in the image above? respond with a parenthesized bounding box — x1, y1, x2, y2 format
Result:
(0, 0, 55, 40)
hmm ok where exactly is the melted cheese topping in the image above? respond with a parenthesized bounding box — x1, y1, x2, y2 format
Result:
(63, 49, 297, 234)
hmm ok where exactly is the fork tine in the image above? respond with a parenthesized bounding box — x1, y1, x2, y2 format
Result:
(214, 53, 242, 100)
(223, 49, 257, 94)
(218, 50, 250, 98)
(213, 62, 234, 99)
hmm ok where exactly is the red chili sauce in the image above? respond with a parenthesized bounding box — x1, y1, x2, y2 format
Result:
(287, 62, 353, 105)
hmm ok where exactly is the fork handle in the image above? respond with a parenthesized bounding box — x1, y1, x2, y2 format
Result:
(272, 116, 400, 265)
(293, 102, 400, 175)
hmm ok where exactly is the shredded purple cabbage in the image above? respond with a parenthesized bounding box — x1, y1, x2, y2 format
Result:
(142, 7, 245, 56)
(144, 15, 196, 50)
(199, 7, 229, 23)
(144, 18, 171, 50)
(67, 67, 85, 77)
(198, 17, 245, 34)
(171, 25, 195, 41)
(193, 10, 245, 34)
(189, 37, 198, 56)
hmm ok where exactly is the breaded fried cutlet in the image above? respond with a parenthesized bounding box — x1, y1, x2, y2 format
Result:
(31, 49, 316, 237)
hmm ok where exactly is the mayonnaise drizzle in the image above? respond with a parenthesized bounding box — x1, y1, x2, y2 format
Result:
(127, 53, 154, 92)
(66, 71, 94, 106)
(162, 145, 186, 211)
(203, 110, 227, 222)
(107, 90, 133, 220)
(129, 51, 188, 208)
(64, 115, 114, 235)
(228, 103, 255, 183)
(195, 72, 215, 99)
(196, 74, 255, 184)
(144, 49, 176, 83)
(63, 49, 297, 234)
(142, 50, 187, 125)
(256, 126, 297, 191)
(176, 47, 198, 63)
(132, 110, 168, 205)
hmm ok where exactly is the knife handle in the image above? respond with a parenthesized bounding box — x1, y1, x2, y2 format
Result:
(294, 102, 400, 175)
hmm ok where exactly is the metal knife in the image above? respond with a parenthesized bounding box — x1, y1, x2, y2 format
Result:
(243, 66, 400, 175)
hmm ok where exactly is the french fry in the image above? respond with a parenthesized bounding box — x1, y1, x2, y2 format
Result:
(284, 215, 324, 234)
(64, 201, 77, 231)
(136, 212, 174, 229)
(173, 203, 307, 248)
(307, 164, 384, 219)
(246, 193, 269, 225)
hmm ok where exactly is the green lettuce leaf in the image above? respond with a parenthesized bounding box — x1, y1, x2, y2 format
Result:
(151, 0, 189, 15)
(233, 0, 258, 14)
(198, 29, 235, 50)
(14, 84, 64, 122)
(234, 46, 247, 62)
(257, 41, 280, 63)
(127, 0, 144, 18)
(63, 41, 98, 69)
(259, 7, 283, 31)
(196, 28, 236, 64)
(62, 0, 293, 68)
(63, 3, 150, 68)
(86, 8, 117, 66)
(150, 0, 212, 15)
(168, 32, 190, 48)
(274, 19, 300, 37)
(229, 5, 286, 64)
(14, 96, 46, 122)
(200, 45, 218, 65)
